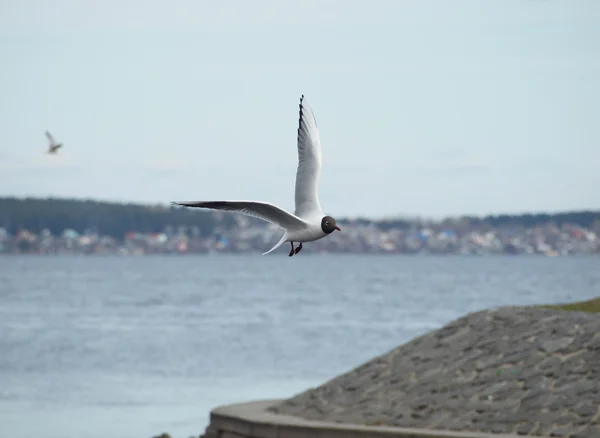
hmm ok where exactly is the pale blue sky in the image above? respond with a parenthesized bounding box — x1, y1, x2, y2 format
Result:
(1, 0, 598, 219)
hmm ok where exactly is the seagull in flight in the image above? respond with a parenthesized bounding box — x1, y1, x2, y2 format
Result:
(172, 95, 341, 257)
(45, 131, 63, 154)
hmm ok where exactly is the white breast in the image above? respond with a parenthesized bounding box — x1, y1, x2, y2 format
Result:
(287, 223, 326, 243)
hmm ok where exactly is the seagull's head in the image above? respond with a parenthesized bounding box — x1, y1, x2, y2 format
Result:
(321, 216, 341, 234)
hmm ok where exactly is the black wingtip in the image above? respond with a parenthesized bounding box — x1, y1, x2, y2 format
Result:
(298, 95, 305, 131)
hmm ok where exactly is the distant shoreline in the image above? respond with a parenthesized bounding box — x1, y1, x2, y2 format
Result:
(2, 252, 599, 257)
(2, 197, 599, 256)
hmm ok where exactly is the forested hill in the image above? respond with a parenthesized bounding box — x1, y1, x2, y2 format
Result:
(0, 196, 599, 239)
(0, 197, 238, 238)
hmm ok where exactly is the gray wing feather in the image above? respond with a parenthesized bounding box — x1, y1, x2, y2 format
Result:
(295, 95, 323, 219)
(45, 131, 56, 146)
(171, 200, 307, 230)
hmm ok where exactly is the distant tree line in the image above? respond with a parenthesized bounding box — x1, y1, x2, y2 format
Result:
(0, 197, 238, 239)
(0, 196, 599, 239)
(342, 211, 600, 232)
(465, 211, 600, 229)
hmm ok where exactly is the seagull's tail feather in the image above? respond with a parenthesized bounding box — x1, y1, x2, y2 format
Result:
(262, 233, 288, 256)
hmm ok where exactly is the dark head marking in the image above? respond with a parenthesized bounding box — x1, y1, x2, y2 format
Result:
(321, 216, 341, 234)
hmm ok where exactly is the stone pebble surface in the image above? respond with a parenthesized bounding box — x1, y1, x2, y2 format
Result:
(270, 306, 600, 438)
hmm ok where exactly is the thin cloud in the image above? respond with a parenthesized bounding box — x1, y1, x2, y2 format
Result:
(427, 156, 491, 173)
(0, 154, 84, 172)
(141, 156, 195, 173)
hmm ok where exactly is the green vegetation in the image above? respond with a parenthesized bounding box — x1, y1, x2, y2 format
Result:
(541, 297, 600, 314)
(0, 196, 240, 239)
(465, 212, 600, 229)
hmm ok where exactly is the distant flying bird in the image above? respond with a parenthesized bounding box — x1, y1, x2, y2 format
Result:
(172, 95, 341, 257)
(45, 131, 63, 154)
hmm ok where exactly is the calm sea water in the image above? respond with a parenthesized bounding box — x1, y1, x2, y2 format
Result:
(0, 255, 598, 438)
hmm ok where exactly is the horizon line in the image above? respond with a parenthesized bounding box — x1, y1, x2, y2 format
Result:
(1, 195, 598, 223)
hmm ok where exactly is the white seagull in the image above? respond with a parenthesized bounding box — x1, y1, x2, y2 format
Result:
(172, 95, 341, 257)
(45, 131, 63, 154)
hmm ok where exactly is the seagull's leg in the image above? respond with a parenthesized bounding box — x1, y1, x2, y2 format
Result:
(294, 242, 303, 255)
(288, 242, 295, 257)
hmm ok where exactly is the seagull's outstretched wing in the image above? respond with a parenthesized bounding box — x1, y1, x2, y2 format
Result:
(171, 200, 308, 230)
(294, 95, 323, 219)
(45, 131, 56, 146)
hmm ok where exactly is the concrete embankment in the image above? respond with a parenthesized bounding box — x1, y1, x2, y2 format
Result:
(195, 304, 600, 438)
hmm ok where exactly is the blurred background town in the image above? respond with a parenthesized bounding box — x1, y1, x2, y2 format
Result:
(2, 197, 599, 256)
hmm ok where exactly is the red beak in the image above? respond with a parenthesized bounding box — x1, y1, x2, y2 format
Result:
(335, 226, 341, 231)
